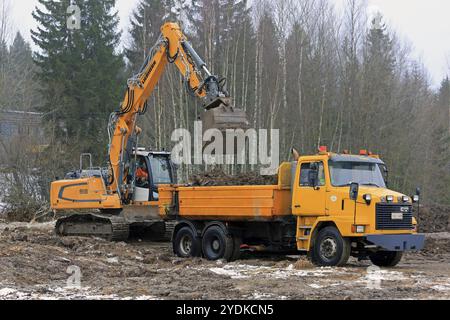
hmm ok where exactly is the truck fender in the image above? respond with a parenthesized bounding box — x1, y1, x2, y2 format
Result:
(173, 220, 203, 240)
(309, 220, 339, 250)
(201, 221, 232, 238)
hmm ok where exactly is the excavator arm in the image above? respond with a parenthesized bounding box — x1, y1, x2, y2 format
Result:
(108, 22, 248, 197)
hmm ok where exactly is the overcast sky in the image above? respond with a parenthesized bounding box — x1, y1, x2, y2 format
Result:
(6, 0, 450, 88)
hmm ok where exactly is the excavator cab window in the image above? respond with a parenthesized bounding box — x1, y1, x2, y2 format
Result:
(135, 157, 150, 188)
(132, 154, 174, 202)
(144, 153, 175, 201)
(148, 155, 173, 185)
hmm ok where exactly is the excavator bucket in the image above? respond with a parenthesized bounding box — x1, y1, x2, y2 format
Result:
(202, 97, 249, 132)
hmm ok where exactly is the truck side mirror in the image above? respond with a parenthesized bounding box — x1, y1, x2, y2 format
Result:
(349, 182, 359, 200)
(416, 187, 421, 196)
(382, 165, 389, 186)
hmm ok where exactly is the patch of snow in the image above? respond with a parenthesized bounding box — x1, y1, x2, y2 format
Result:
(432, 284, 450, 292)
(106, 257, 119, 264)
(0, 286, 159, 300)
(209, 266, 250, 279)
(356, 269, 408, 289)
(0, 288, 17, 297)
(251, 292, 273, 299)
(429, 279, 450, 292)
(0, 202, 6, 213)
(206, 264, 348, 280)
(366, 270, 407, 281)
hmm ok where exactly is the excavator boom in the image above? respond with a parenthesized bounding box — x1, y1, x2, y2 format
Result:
(109, 22, 248, 196)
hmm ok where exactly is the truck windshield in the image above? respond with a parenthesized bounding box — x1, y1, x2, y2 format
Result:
(329, 161, 386, 188)
(149, 156, 172, 185)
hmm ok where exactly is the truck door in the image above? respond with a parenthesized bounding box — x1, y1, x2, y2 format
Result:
(292, 161, 327, 216)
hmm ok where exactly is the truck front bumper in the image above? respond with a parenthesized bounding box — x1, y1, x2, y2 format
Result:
(365, 234, 425, 252)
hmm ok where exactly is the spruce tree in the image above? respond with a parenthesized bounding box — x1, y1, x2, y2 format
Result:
(31, 0, 124, 158)
(361, 15, 396, 151)
(0, 39, 8, 107)
(125, 0, 176, 72)
(8, 32, 39, 110)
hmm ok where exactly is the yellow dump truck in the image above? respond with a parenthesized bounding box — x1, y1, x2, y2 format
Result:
(159, 148, 424, 267)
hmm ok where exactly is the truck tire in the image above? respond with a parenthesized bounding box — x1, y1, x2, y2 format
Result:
(312, 226, 350, 267)
(173, 226, 201, 258)
(202, 226, 234, 261)
(369, 251, 403, 267)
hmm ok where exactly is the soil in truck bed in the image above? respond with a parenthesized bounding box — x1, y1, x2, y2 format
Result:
(189, 169, 278, 186)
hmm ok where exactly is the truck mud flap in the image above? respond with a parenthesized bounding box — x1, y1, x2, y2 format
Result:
(366, 234, 425, 251)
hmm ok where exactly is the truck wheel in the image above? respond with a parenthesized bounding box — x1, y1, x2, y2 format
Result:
(173, 226, 201, 258)
(369, 251, 403, 267)
(202, 226, 234, 261)
(312, 226, 350, 267)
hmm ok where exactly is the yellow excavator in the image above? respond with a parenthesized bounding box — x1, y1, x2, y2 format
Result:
(50, 22, 248, 241)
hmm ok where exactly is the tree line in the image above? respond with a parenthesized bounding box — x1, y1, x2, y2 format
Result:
(0, 0, 449, 211)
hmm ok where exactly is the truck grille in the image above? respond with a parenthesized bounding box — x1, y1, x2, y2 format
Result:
(376, 203, 413, 230)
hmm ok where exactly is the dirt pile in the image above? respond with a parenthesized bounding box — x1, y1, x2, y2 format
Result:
(414, 205, 450, 233)
(420, 233, 450, 255)
(190, 168, 278, 186)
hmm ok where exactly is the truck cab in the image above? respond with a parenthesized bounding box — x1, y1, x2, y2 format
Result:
(291, 148, 424, 266)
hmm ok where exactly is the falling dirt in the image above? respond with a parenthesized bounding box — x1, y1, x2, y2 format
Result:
(0, 220, 449, 300)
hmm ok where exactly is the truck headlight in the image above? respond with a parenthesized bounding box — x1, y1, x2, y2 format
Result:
(386, 195, 394, 202)
(353, 225, 365, 233)
(401, 195, 410, 203)
(363, 194, 372, 205)
(412, 195, 419, 203)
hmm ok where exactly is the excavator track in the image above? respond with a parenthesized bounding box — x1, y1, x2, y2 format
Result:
(164, 221, 176, 241)
(55, 213, 175, 242)
(128, 220, 176, 241)
(55, 213, 130, 242)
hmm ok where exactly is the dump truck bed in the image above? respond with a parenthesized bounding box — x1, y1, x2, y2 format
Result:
(159, 185, 291, 221)
(159, 164, 293, 221)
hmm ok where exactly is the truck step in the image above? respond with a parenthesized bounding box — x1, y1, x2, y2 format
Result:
(299, 225, 312, 229)
(297, 237, 310, 241)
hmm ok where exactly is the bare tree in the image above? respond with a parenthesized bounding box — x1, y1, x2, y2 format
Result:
(0, 0, 12, 45)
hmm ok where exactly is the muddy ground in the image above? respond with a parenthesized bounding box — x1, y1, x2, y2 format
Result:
(0, 221, 449, 300)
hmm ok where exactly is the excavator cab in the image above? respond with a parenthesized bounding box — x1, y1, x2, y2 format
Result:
(132, 150, 176, 202)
